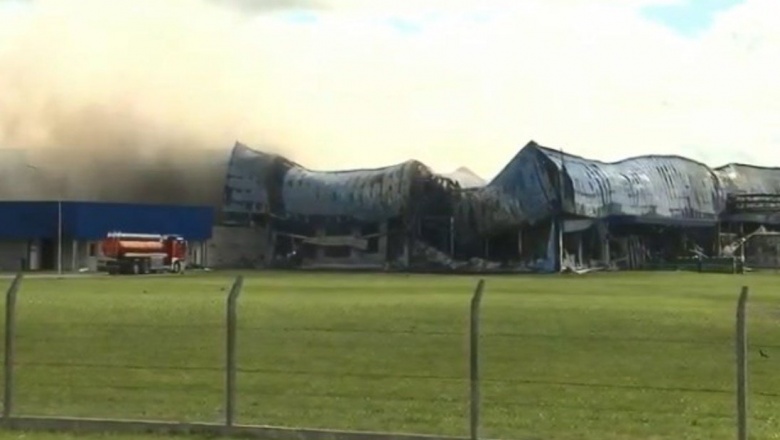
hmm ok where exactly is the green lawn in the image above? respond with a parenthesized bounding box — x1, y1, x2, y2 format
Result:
(0, 271, 778, 440)
(0, 434, 204, 440)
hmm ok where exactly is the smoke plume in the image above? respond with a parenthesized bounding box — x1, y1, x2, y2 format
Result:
(1, 0, 779, 208)
(0, 0, 294, 206)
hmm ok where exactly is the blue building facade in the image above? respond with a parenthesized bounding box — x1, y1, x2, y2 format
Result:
(0, 201, 213, 240)
(0, 201, 213, 271)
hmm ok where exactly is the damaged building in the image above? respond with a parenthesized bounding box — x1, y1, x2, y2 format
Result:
(715, 164, 780, 269)
(221, 142, 458, 269)
(220, 140, 780, 273)
(471, 141, 724, 271)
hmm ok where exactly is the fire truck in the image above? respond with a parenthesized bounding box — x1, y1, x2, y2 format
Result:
(99, 232, 188, 275)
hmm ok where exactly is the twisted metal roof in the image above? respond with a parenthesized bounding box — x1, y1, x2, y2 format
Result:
(489, 141, 725, 224)
(222, 142, 455, 223)
(223, 140, 780, 232)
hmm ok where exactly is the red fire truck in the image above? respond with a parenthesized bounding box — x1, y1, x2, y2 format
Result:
(99, 232, 188, 275)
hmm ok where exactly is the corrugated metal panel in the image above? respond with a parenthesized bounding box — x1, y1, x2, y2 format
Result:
(488, 141, 724, 224)
(453, 186, 526, 235)
(516, 142, 724, 222)
(715, 164, 780, 195)
(281, 162, 422, 221)
(537, 143, 724, 221)
(487, 144, 559, 223)
(0, 202, 213, 241)
(223, 142, 453, 223)
(222, 142, 279, 216)
(227, 140, 772, 234)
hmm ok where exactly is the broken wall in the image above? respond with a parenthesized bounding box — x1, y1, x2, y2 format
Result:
(208, 224, 270, 268)
(454, 186, 526, 234)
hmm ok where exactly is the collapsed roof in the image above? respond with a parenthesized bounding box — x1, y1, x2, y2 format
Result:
(222, 142, 457, 224)
(489, 141, 724, 226)
(222, 140, 780, 233)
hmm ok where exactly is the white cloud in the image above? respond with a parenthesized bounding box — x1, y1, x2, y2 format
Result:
(0, 0, 778, 187)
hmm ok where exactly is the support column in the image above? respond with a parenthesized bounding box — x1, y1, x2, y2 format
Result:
(551, 218, 563, 273)
(716, 222, 722, 256)
(599, 221, 611, 266)
(350, 225, 361, 260)
(379, 222, 388, 262)
(402, 239, 410, 268)
(315, 226, 325, 261)
(269, 231, 278, 262)
(739, 223, 745, 264)
(517, 229, 523, 257)
(28, 240, 40, 271)
(71, 239, 78, 272)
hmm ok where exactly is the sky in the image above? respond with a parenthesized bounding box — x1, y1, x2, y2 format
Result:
(640, 0, 745, 36)
(0, 0, 778, 183)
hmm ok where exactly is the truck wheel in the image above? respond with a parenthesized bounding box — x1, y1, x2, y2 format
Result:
(173, 261, 182, 274)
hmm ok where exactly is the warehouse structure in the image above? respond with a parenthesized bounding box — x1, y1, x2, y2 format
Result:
(222, 140, 780, 272)
(0, 201, 213, 272)
(458, 142, 780, 271)
(222, 142, 457, 269)
(473, 141, 724, 270)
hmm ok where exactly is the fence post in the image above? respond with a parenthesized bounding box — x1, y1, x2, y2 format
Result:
(4, 273, 23, 419)
(225, 275, 244, 431)
(735, 286, 749, 440)
(469, 279, 485, 440)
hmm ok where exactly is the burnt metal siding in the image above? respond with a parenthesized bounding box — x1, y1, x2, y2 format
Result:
(0, 202, 213, 240)
(281, 161, 421, 221)
(227, 140, 780, 233)
(715, 164, 780, 195)
(533, 142, 722, 222)
(454, 187, 526, 235)
(222, 142, 277, 217)
(222, 142, 452, 223)
(487, 144, 559, 223)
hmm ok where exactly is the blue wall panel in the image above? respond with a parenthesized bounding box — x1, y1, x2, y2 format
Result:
(0, 202, 213, 241)
(69, 202, 214, 240)
(0, 202, 58, 239)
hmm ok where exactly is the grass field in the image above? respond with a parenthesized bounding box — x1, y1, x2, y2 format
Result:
(0, 434, 201, 440)
(0, 270, 778, 440)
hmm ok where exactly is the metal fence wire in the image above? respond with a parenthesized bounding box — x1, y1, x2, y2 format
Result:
(0, 273, 772, 440)
(0, 274, 483, 440)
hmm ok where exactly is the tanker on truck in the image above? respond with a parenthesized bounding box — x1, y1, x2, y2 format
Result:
(98, 231, 188, 275)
